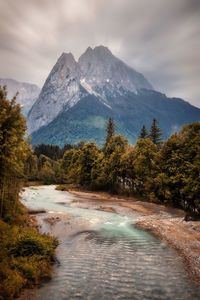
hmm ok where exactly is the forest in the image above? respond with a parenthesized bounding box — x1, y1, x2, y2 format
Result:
(26, 117, 200, 216)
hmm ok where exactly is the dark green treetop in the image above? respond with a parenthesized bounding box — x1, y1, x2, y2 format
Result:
(149, 118, 162, 148)
(139, 125, 148, 139)
(106, 118, 115, 143)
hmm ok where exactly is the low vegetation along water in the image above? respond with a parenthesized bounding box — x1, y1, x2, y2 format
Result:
(21, 186, 200, 300)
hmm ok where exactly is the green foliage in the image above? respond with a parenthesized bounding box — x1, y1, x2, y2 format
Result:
(103, 135, 128, 191)
(25, 153, 66, 184)
(139, 125, 148, 139)
(0, 220, 58, 299)
(153, 123, 200, 212)
(106, 118, 115, 143)
(77, 142, 99, 186)
(149, 118, 163, 148)
(34, 143, 75, 160)
(132, 138, 158, 195)
(0, 85, 30, 220)
(60, 118, 200, 215)
(91, 152, 107, 189)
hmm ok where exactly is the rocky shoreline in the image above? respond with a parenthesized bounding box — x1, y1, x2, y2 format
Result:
(136, 218, 200, 282)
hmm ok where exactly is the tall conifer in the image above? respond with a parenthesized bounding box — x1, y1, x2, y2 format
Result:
(149, 118, 162, 148)
(106, 118, 115, 143)
(139, 125, 148, 139)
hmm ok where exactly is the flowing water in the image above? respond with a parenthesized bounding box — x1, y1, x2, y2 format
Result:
(21, 185, 200, 300)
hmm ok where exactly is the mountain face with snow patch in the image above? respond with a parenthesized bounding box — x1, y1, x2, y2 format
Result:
(78, 46, 152, 101)
(0, 78, 40, 116)
(27, 46, 153, 133)
(27, 46, 200, 146)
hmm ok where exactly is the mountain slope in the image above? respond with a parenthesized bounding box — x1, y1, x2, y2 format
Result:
(0, 78, 40, 115)
(30, 95, 131, 146)
(31, 89, 200, 146)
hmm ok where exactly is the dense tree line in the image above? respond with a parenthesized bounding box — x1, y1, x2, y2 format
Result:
(25, 141, 86, 184)
(61, 118, 200, 216)
(33, 141, 86, 160)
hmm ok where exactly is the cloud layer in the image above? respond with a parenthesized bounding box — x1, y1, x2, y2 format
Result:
(0, 0, 199, 107)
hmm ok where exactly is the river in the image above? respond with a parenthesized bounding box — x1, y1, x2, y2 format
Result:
(21, 185, 200, 300)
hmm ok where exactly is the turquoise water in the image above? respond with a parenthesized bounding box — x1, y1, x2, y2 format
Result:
(21, 185, 200, 300)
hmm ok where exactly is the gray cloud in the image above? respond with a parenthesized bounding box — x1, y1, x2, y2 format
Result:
(0, 0, 199, 107)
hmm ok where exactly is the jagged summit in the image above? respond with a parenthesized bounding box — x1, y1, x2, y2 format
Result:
(80, 45, 112, 56)
(58, 52, 76, 66)
(78, 45, 153, 99)
(27, 45, 154, 133)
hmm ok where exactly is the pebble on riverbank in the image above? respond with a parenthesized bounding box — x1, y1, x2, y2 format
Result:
(137, 218, 200, 282)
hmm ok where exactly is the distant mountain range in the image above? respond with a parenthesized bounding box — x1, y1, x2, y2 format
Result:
(11, 45, 200, 146)
(0, 78, 40, 116)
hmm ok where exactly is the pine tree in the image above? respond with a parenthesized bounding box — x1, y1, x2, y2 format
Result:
(139, 125, 148, 139)
(106, 118, 115, 143)
(149, 118, 162, 148)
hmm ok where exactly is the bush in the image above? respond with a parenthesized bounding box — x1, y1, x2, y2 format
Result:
(0, 220, 58, 299)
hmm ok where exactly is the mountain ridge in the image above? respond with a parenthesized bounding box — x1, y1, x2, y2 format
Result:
(27, 45, 200, 146)
(0, 78, 40, 115)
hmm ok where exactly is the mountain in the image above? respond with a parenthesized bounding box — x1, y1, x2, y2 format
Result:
(28, 46, 200, 146)
(27, 46, 153, 133)
(0, 78, 40, 116)
(78, 46, 153, 102)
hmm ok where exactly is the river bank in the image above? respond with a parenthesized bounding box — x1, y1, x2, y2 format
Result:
(66, 188, 200, 282)
(19, 185, 200, 299)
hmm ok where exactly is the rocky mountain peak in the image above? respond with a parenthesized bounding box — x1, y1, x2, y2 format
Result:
(27, 52, 83, 133)
(78, 45, 113, 71)
(50, 52, 80, 82)
(58, 52, 77, 68)
(78, 45, 153, 99)
(93, 45, 112, 55)
(27, 45, 154, 133)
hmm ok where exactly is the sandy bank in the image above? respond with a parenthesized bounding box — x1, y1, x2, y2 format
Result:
(68, 189, 184, 217)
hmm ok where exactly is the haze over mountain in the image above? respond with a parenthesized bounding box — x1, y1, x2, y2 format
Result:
(0, 78, 40, 116)
(28, 46, 200, 146)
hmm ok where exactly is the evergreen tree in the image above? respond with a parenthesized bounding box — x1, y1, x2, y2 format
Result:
(106, 118, 115, 143)
(139, 125, 148, 139)
(149, 118, 162, 148)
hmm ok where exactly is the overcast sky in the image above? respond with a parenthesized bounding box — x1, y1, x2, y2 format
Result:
(0, 0, 199, 107)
